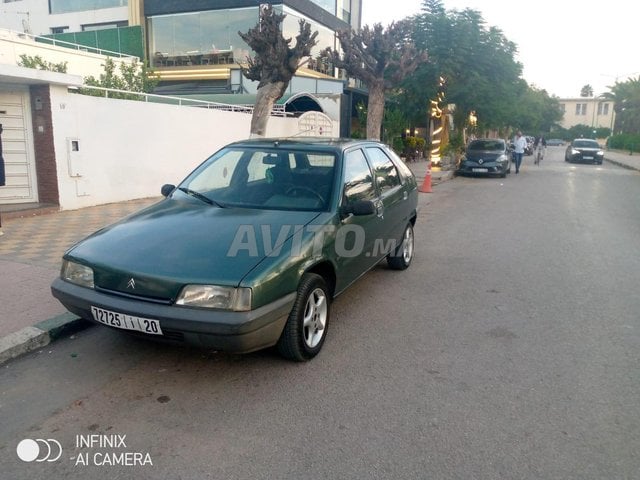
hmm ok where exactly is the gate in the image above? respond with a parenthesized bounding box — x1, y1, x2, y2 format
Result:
(0, 88, 38, 203)
(297, 111, 334, 137)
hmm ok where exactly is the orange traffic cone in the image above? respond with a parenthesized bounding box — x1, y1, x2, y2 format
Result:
(419, 160, 432, 193)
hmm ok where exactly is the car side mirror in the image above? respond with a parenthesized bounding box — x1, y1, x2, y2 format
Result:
(342, 200, 376, 217)
(161, 184, 176, 197)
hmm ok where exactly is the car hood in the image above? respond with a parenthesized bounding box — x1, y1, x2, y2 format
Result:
(65, 198, 321, 300)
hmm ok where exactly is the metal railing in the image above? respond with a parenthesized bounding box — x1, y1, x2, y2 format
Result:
(71, 85, 291, 117)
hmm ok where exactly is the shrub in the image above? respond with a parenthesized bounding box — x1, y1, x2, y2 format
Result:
(18, 54, 67, 73)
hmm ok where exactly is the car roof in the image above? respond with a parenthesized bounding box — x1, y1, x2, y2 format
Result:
(225, 137, 384, 153)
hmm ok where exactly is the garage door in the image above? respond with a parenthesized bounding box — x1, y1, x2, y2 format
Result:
(0, 88, 38, 204)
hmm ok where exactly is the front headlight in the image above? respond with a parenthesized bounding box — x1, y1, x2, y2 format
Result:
(497, 154, 508, 163)
(61, 260, 94, 288)
(571, 149, 580, 155)
(596, 150, 604, 156)
(176, 285, 252, 311)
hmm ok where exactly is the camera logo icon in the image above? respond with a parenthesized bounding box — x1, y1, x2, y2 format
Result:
(16, 438, 63, 462)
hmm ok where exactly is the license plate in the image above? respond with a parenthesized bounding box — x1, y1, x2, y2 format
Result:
(91, 306, 163, 335)
(472, 168, 488, 173)
(583, 156, 593, 160)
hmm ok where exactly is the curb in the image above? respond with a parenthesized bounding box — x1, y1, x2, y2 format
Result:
(0, 313, 91, 366)
(604, 156, 640, 172)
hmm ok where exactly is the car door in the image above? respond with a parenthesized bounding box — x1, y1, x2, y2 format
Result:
(363, 146, 407, 254)
(333, 148, 382, 291)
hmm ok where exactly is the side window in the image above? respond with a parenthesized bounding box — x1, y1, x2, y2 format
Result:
(365, 147, 400, 192)
(343, 149, 376, 203)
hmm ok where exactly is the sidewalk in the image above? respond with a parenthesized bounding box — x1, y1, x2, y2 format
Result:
(0, 198, 159, 363)
(0, 151, 633, 364)
(603, 148, 640, 171)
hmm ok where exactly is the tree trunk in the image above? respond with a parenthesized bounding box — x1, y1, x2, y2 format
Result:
(250, 81, 286, 138)
(366, 82, 385, 140)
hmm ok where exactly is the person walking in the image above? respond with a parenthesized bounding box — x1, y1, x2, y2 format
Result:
(513, 130, 527, 174)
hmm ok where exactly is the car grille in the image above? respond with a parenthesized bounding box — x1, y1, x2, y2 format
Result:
(95, 286, 172, 305)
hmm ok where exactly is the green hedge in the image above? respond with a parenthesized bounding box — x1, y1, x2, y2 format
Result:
(607, 133, 640, 152)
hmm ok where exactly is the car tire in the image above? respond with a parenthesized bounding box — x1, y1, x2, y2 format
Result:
(277, 273, 330, 361)
(387, 223, 414, 270)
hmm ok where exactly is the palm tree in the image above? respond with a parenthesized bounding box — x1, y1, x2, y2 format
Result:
(580, 84, 594, 97)
(602, 77, 640, 134)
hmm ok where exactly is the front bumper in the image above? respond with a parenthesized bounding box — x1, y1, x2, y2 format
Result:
(457, 162, 508, 176)
(51, 278, 295, 353)
(569, 153, 604, 163)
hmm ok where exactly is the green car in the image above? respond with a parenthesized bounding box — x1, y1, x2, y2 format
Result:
(51, 138, 418, 361)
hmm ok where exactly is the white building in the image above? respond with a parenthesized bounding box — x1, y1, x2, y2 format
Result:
(557, 97, 615, 132)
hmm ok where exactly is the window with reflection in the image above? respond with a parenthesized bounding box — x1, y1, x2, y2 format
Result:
(147, 7, 257, 64)
(336, 0, 351, 23)
(343, 149, 375, 203)
(309, 0, 336, 15)
(281, 6, 336, 57)
(365, 148, 400, 192)
(50, 0, 127, 14)
(148, 5, 340, 75)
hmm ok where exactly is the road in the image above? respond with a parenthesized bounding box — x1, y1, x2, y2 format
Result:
(2, 146, 639, 479)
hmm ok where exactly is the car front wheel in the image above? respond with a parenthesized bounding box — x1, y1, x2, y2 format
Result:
(277, 273, 330, 361)
(387, 223, 414, 270)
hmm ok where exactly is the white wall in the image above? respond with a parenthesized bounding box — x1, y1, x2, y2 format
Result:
(0, 28, 136, 79)
(49, 86, 322, 210)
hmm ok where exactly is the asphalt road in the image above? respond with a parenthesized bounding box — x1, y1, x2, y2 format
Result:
(2, 146, 639, 479)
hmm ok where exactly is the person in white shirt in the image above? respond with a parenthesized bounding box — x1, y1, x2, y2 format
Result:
(512, 130, 528, 174)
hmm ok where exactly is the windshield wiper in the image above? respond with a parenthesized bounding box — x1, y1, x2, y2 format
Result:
(177, 187, 225, 208)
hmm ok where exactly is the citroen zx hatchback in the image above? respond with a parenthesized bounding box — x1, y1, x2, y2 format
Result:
(52, 138, 419, 361)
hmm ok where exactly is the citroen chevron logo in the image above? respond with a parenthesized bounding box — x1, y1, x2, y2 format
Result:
(127, 278, 136, 289)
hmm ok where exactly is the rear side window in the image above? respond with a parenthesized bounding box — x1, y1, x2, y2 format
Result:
(365, 147, 400, 192)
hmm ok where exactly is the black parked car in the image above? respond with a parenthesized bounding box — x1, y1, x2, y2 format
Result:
(457, 138, 511, 178)
(565, 139, 604, 164)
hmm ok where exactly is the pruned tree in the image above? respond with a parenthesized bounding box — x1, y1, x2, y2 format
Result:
(323, 21, 425, 140)
(239, 4, 318, 137)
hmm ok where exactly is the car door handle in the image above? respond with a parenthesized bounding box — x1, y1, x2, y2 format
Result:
(375, 200, 384, 218)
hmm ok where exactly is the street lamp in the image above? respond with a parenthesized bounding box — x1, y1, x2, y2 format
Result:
(428, 76, 446, 166)
(468, 111, 477, 127)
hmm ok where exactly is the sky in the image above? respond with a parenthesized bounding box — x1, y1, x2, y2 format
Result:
(361, 0, 640, 98)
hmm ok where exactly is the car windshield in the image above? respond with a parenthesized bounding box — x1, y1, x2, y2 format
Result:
(573, 140, 600, 148)
(468, 140, 505, 151)
(179, 146, 336, 211)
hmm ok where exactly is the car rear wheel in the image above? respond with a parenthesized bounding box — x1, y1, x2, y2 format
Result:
(387, 223, 414, 270)
(277, 273, 330, 361)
